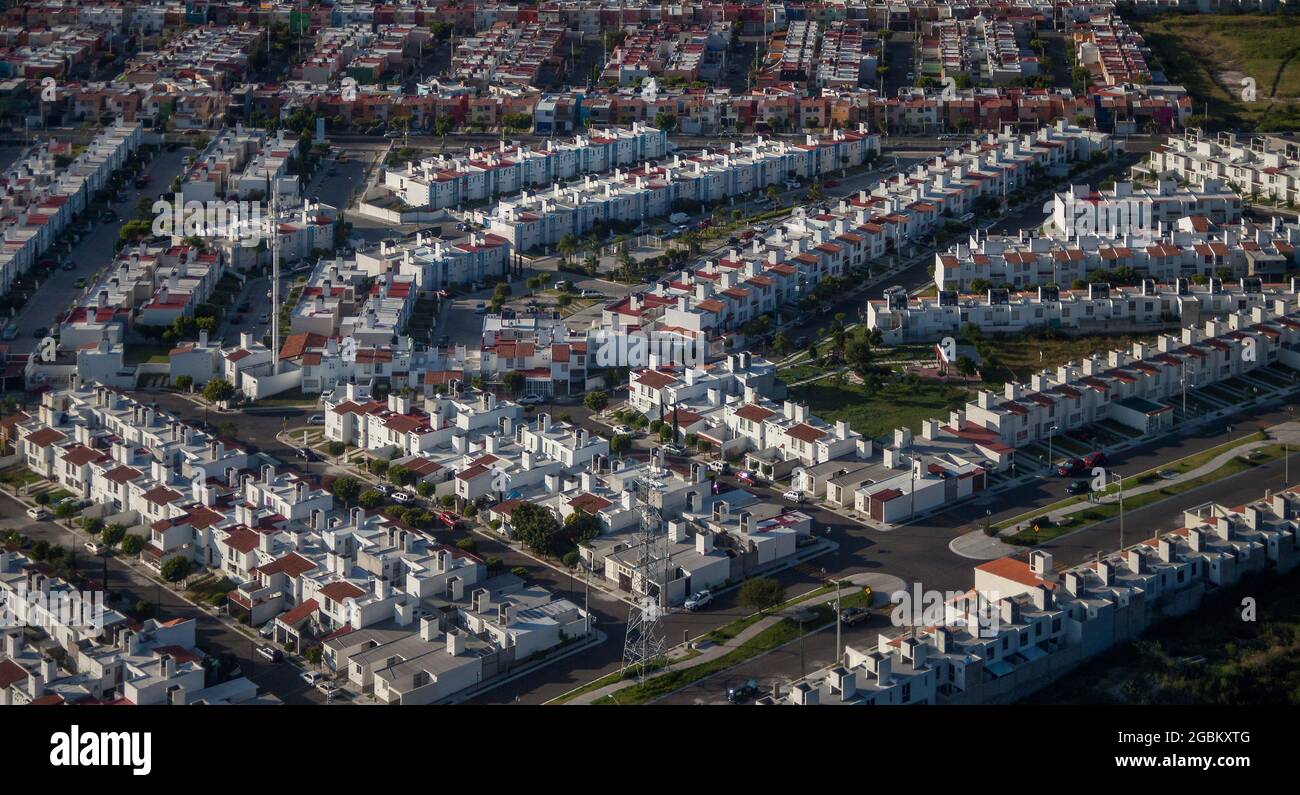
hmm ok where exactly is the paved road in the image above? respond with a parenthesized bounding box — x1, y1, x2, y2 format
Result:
(8, 146, 190, 352)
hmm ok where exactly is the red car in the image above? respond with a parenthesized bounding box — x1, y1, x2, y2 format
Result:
(736, 471, 764, 486)
(824, 179, 840, 188)
(1056, 458, 1085, 477)
(438, 511, 463, 530)
(1083, 451, 1106, 468)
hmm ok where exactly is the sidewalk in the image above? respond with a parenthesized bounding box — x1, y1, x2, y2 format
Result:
(949, 422, 1300, 560)
(563, 571, 904, 705)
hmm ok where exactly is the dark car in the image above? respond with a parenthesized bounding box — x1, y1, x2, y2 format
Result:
(256, 645, 283, 663)
(839, 606, 869, 626)
(726, 679, 759, 703)
(32, 327, 49, 338)
(1083, 451, 1106, 468)
(1056, 458, 1084, 477)
(1068, 479, 1091, 495)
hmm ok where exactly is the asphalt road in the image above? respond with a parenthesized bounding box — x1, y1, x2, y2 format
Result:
(8, 146, 191, 352)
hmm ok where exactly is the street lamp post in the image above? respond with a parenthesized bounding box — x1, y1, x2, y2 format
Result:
(1045, 424, 1059, 473)
(1109, 471, 1126, 550)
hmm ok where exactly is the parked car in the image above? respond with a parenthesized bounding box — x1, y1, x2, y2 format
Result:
(726, 679, 759, 703)
(258, 622, 275, 638)
(611, 424, 634, 436)
(474, 302, 487, 315)
(317, 681, 341, 698)
(83, 541, 106, 556)
(296, 448, 317, 462)
(308, 414, 326, 426)
(61, 261, 75, 271)
(375, 484, 392, 496)
(392, 491, 413, 504)
(1083, 451, 1106, 468)
(517, 395, 545, 406)
(1068, 479, 1091, 495)
(438, 511, 463, 530)
(736, 471, 764, 486)
(708, 460, 731, 474)
(1157, 469, 1178, 480)
(26, 507, 50, 521)
(782, 490, 805, 503)
(256, 646, 283, 663)
(1, 325, 17, 341)
(301, 670, 323, 686)
(1056, 458, 1085, 477)
(661, 443, 686, 456)
(823, 179, 840, 188)
(684, 590, 713, 611)
(839, 606, 869, 626)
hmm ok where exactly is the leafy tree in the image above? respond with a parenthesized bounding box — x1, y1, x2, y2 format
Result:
(101, 524, 127, 548)
(583, 390, 609, 412)
(82, 517, 104, 535)
(565, 508, 602, 545)
(609, 434, 632, 456)
(502, 371, 525, 397)
(512, 503, 562, 556)
(738, 577, 785, 614)
(417, 481, 436, 498)
(388, 464, 410, 487)
(161, 556, 192, 583)
(174, 375, 193, 392)
(120, 534, 144, 555)
(358, 490, 384, 510)
(203, 378, 236, 403)
(330, 476, 361, 506)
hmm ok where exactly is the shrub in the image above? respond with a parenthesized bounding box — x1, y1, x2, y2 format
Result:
(455, 537, 478, 553)
(511, 566, 529, 578)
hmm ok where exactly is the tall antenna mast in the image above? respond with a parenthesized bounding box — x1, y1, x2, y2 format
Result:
(621, 451, 667, 683)
(269, 166, 280, 374)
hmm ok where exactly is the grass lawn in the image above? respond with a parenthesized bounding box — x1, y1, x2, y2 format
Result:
(1003, 440, 1282, 546)
(988, 333, 1159, 384)
(1131, 12, 1300, 131)
(0, 466, 45, 489)
(790, 377, 972, 439)
(595, 605, 837, 704)
(124, 343, 174, 365)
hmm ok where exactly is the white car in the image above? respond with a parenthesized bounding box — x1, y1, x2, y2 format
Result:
(301, 670, 323, 686)
(83, 541, 106, 556)
(25, 507, 50, 521)
(317, 681, 341, 698)
(661, 443, 686, 456)
(708, 460, 730, 474)
(308, 414, 325, 426)
(612, 424, 634, 436)
(684, 590, 713, 611)
(782, 490, 805, 503)
(392, 491, 413, 504)
(258, 622, 275, 638)
(517, 395, 545, 406)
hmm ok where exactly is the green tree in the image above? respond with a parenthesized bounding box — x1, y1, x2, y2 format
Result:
(583, 390, 609, 412)
(564, 509, 602, 545)
(120, 534, 144, 555)
(358, 490, 384, 510)
(202, 378, 236, 403)
(174, 374, 194, 392)
(502, 371, 525, 397)
(330, 476, 361, 506)
(511, 503, 562, 556)
(609, 434, 632, 456)
(101, 524, 127, 548)
(738, 577, 784, 614)
(161, 556, 192, 583)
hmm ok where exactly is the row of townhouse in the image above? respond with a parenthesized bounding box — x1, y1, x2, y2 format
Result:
(179, 124, 301, 203)
(867, 274, 1300, 344)
(324, 384, 522, 458)
(451, 20, 565, 86)
(1072, 14, 1152, 88)
(291, 261, 417, 345)
(216, 199, 338, 272)
(934, 181, 1252, 292)
(119, 24, 261, 90)
(962, 303, 1300, 448)
(383, 122, 669, 210)
(1140, 129, 1300, 208)
(0, 121, 141, 293)
(625, 358, 1000, 524)
(770, 485, 1300, 705)
(11, 383, 337, 572)
(476, 126, 882, 252)
(0, 587, 271, 705)
(354, 230, 511, 291)
(595, 122, 1110, 351)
